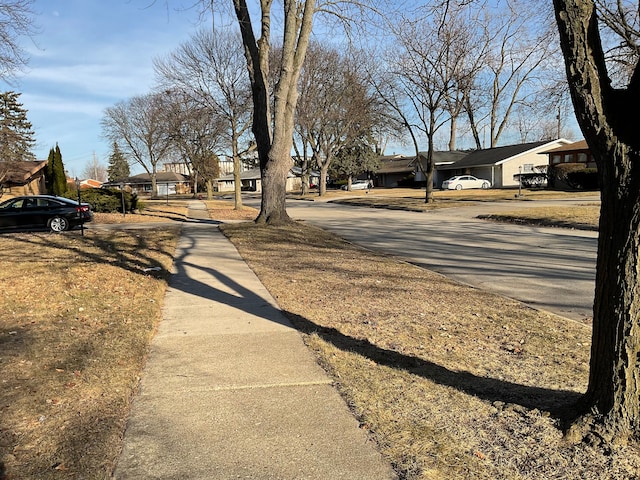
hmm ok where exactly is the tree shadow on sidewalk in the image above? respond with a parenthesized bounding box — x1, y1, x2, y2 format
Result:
(171, 225, 580, 421)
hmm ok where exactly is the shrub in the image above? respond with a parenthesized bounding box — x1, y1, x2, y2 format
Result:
(567, 168, 599, 190)
(63, 188, 140, 213)
(548, 163, 599, 190)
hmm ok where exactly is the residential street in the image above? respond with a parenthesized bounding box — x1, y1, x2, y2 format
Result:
(281, 198, 598, 322)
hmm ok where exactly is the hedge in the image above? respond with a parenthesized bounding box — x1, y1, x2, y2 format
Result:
(63, 188, 141, 213)
(548, 163, 599, 190)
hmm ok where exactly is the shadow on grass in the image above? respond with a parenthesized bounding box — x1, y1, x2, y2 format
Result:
(0, 227, 179, 279)
(284, 311, 582, 419)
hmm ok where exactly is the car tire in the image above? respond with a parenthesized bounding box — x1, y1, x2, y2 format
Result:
(49, 216, 69, 232)
(455, 184, 463, 190)
(481, 182, 489, 189)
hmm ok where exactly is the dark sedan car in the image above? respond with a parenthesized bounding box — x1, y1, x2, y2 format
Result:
(0, 195, 93, 232)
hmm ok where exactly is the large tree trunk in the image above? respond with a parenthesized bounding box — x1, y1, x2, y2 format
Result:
(234, 0, 315, 225)
(259, 137, 293, 224)
(301, 157, 310, 195)
(232, 155, 243, 210)
(319, 160, 329, 197)
(424, 129, 435, 203)
(448, 114, 457, 151)
(554, 0, 640, 442)
(231, 128, 243, 209)
(206, 179, 214, 200)
(581, 143, 640, 441)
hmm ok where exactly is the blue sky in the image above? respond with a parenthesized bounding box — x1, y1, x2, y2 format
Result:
(5, 1, 209, 177)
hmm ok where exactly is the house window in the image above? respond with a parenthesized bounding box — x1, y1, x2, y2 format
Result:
(523, 164, 534, 173)
(144, 184, 152, 192)
(578, 153, 587, 163)
(552, 155, 561, 164)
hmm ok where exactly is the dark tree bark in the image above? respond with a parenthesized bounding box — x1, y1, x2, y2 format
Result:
(554, 0, 640, 442)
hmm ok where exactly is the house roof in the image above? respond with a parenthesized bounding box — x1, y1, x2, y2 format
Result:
(415, 151, 469, 166)
(127, 172, 189, 183)
(443, 140, 570, 169)
(80, 179, 103, 188)
(2, 160, 48, 184)
(218, 168, 261, 182)
(377, 155, 415, 174)
(219, 168, 303, 182)
(541, 139, 588, 153)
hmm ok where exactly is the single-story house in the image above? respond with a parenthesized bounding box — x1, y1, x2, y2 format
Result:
(104, 172, 191, 196)
(413, 151, 469, 187)
(542, 139, 595, 168)
(540, 139, 597, 190)
(217, 167, 317, 193)
(1, 160, 48, 196)
(434, 139, 573, 188)
(374, 155, 415, 188)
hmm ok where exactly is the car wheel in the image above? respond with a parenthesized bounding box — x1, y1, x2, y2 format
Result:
(481, 182, 489, 189)
(49, 216, 69, 232)
(455, 184, 463, 190)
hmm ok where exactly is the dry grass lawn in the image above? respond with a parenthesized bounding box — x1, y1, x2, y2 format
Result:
(93, 199, 190, 224)
(479, 204, 600, 230)
(203, 199, 258, 221)
(0, 195, 622, 479)
(320, 189, 598, 212)
(221, 221, 640, 479)
(0, 227, 179, 479)
(0, 198, 259, 479)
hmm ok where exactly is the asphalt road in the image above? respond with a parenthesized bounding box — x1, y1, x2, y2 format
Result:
(282, 198, 598, 322)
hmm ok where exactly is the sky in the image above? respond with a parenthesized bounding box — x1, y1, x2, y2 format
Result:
(6, 0, 211, 177)
(5, 1, 579, 179)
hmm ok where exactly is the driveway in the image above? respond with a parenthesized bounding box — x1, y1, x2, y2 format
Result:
(283, 199, 598, 322)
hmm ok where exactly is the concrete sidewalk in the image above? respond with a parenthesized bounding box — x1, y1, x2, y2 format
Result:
(114, 202, 396, 479)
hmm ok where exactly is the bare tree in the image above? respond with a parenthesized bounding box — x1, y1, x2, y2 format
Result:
(155, 28, 252, 209)
(102, 93, 173, 196)
(227, 0, 315, 223)
(437, 3, 491, 151)
(162, 90, 225, 199)
(0, 0, 36, 82)
(387, 5, 471, 202)
(463, 0, 559, 148)
(554, 0, 640, 444)
(81, 154, 107, 181)
(595, 0, 640, 82)
(431, 0, 640, 447)
(296, 44, 379, 196)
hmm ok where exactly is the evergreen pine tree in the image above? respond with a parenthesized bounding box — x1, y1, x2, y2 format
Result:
(45, 143, 67, 195)
(52, 144, 66, 195)
(45, 146, 55, 192)
(107, 141, 130, 181)
(0, 91, 36, 162)
(332, 138, 379, 186)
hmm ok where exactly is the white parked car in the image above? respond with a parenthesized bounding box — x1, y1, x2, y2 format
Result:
(341, 180, 372, 191)
(441, 175, 491, 190)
